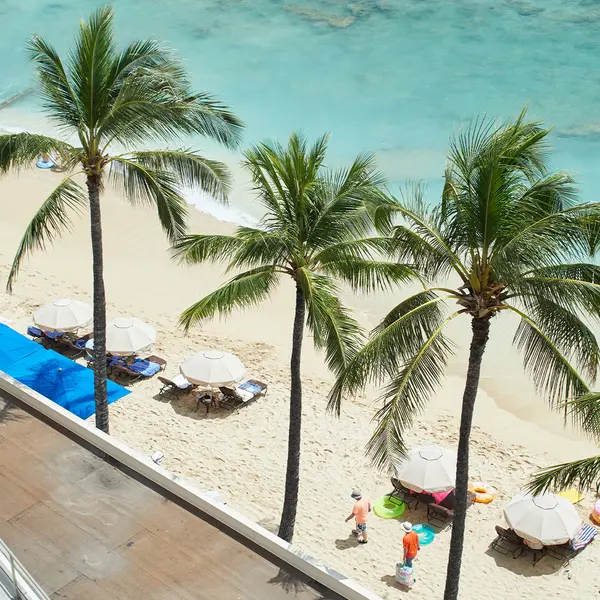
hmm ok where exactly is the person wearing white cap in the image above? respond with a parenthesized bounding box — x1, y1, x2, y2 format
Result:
(402, 521, 420, 567)
(345, 489, 371, 544)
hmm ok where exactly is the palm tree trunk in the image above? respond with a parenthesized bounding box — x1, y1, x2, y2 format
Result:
(278, 285, 305, 543)
(86, 173, 109, 434)
(443, 316, 490, 600)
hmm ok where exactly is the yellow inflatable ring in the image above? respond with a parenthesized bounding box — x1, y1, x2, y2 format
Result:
(472, 482, 494, 504)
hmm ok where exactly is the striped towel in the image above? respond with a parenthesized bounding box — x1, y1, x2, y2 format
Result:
(571, 524, 597, 551)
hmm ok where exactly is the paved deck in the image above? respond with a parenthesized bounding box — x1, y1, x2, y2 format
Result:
(0, 393, 341, 600)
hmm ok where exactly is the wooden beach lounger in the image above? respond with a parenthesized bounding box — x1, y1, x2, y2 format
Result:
(490, 526, 525, 558)
(219, 379, 268, 409)
(158, 375, 196, 398)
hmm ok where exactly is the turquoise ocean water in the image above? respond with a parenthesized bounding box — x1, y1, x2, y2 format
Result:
(1, 0, 599, 222)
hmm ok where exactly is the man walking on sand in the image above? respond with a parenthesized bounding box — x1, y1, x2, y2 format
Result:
(345, 489, 371, 544)
(402, 522, 420, 567)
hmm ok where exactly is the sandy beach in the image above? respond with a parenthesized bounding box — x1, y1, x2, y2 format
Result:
(1, 168, 599, 599)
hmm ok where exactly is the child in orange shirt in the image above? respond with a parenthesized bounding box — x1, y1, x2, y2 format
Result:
(345, 489, 371, 544)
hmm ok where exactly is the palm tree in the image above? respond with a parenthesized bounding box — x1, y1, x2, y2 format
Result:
(329, 111, 600, 599)
(172, 132, 417, 541)
(0, 6, 243, 433)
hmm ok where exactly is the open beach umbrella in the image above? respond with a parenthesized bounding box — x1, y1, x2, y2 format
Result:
(394, 445, 457, 493)
(106, 317, 156, 356)
(504, 493, 581, 546)
(34, 298, 92, 332)
(179, 350, 246, 387)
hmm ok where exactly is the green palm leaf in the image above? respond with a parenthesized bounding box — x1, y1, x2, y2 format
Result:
(179, 266, 280, 331)
(0, 133, 74, 172)
(126, 150, 232, 202)
(366, 313, 459, 469)
(328, 290, 450, 416)
(109, 157, 188, 241)
(298, 268, 363, 374)
(528, 454, 600, 495)
(7, 178, 87, 291)
(508, 306, 590, 407)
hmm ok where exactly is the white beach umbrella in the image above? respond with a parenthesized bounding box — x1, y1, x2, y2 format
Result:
(106, 317, 156, 356)
(394, 445, 457, 493)
(33, 298, 92, 332)
(504, 493, 581, 546)
(179, 350, 247, 387)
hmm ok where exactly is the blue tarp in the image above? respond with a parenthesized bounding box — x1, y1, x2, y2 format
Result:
(0, 323, 130, 419)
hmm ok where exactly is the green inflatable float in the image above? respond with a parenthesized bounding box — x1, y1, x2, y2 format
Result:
(373, 495, 406, 519)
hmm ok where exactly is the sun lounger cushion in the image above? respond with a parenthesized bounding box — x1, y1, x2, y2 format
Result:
(172, 374, 192, 389)
(238, 380, 265, 395)
(44, 330, 64, 340)
(128, 359, 161, 376)
(109, 357, 160, 377)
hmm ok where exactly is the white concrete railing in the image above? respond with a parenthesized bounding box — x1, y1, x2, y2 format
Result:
(0, 371, 382, 600)
(0, 537, 51, 600)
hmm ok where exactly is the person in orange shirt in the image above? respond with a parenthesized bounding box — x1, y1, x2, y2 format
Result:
(345, 489, 371, 544)
(402, 522, 420, 567)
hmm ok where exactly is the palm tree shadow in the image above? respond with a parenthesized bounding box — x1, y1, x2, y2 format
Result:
(0, 398, 24, 423)
(268, 569, 310, 594)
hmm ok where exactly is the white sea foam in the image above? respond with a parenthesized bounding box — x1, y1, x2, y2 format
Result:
(183, 188, 259, 227)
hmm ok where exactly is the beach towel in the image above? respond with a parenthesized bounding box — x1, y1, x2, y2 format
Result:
(571, 524, 597, 551)
(558, 488, 585, 504)
(129, 359, 161, 376)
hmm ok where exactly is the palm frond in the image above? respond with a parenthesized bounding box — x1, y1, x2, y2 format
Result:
(127, 149, 232, 202)
(68, 4, 115, 133)
(109, 157, 188, 241)
(514, 295, 599, 382)
(319, 259, 417, 293)
(566, 393, 600, 441)
(511, 264, 600, 322)
(171, 233, 246, 265)
(0, 133, 73, 172)
(528, 454, 600, 495)
(27, 35, 80, 129)
(376, 190, 468, 282)
(493, 203, 600, 276)
(328, 290, 450, 415)
(179, 267, 280, 331)
(366, 312, 459, 469)
(507, 305, 590, 408)
(298, 268, 364, 375)
(7, 178, 87, 291)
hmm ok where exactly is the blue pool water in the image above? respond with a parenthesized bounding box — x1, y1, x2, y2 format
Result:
(1, 0, 599, 221)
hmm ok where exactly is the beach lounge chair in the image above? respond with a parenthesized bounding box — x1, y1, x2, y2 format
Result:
(27, 326, 45, 341)
(143, 354, 167, 371)
(390, 479, 416, 508)
(491, 526, 525, 558)
(218, 379, 268, 409)
(427, 490, 476, 527)
(27, 326, 63, 344)
(110, 357, 161, 383)
(544, 523, 597, 564)
(158, 375, 195, 398)
(55, 332, 92, 355)
(427, 503, 454, 528)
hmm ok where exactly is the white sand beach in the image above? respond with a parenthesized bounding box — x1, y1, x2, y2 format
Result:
(1, 168, 599, 599)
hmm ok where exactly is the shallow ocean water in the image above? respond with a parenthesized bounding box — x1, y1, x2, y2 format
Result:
(1, 0, 599, 220)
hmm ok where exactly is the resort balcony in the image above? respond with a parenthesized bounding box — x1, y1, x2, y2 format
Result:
(0, 372, 374, 600)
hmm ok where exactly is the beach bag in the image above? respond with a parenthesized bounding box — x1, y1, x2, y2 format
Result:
(395, 563, 415, 588)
